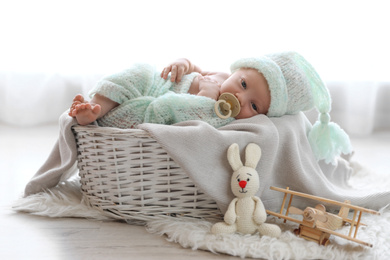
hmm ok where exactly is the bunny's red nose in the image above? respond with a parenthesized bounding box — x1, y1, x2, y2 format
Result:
(239, 180, 247, 189)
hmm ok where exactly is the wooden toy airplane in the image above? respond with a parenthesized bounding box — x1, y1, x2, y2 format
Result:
(266, 186, 380, 247)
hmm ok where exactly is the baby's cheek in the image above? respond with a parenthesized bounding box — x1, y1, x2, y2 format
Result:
(235, 108, 253, 120)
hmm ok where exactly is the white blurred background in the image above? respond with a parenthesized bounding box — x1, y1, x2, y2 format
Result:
(1, 0, 389, 135)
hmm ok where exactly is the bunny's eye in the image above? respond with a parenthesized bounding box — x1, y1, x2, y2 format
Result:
(237, 178, 241, 182)
(247, 178, 250, 182)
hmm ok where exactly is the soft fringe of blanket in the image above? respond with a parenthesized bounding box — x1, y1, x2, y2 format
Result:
(12, 164, 390, 259)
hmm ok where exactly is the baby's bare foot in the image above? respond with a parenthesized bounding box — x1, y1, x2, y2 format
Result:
(69, 94, 85, 117)
(69, 94, 101, 125)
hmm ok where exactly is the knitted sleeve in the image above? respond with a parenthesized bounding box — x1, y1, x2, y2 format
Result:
(88, 63, 162, 104)
(144, 92, 234, 128)
(97, 92, 234, 129)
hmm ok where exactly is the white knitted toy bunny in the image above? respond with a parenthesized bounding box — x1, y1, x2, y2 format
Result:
(211, 143, 281, 237)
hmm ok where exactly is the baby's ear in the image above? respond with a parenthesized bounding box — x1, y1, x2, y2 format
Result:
(244, 143, 261, 169)
(227, 143, 243, 172)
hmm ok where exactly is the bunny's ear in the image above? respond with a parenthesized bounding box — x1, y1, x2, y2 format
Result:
(227, 143, 243, 171)
(244, 143, 262, 169)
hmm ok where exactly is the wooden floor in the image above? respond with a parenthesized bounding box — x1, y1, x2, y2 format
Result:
(1, 123, 389, 260)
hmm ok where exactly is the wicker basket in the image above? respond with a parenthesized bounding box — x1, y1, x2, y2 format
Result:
(73, 125, 222, 222)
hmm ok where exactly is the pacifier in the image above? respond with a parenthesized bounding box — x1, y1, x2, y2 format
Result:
(214, 93, 241, 119)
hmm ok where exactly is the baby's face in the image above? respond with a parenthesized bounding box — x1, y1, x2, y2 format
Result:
(220, 68, 271, 119)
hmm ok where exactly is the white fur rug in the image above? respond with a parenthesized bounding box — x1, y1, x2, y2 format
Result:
(13, 169, 390, 259)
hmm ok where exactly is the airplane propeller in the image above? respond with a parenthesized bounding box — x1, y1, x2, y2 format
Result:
(289, 206, 328, 223)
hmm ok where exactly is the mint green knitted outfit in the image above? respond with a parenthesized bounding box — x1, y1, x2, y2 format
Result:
(89, 63, 234, 129)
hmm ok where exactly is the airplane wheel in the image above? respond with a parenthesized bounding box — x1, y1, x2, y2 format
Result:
(321, 238, 330, 246)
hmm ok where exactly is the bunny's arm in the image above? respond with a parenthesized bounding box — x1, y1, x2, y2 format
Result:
(253, 196, 267, 224)
(224, 198, 238, 225)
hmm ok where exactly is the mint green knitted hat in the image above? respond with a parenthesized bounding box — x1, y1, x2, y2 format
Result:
(230, 51, 352, 164)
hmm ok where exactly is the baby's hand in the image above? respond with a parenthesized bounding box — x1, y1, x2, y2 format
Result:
(197, 75, 221, 101)
(161, 59, 190, 83)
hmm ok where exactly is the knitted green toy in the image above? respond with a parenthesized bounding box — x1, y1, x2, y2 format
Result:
(211, 143, 281, 237)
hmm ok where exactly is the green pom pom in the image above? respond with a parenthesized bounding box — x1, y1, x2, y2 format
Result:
(308, 114, 352, 164)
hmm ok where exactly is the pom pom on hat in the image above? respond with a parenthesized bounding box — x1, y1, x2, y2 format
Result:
(308, 113, 352, 164)
(231, 51, 352, 164)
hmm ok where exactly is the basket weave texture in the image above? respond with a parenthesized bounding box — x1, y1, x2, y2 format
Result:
(73, 125, 222, 222)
